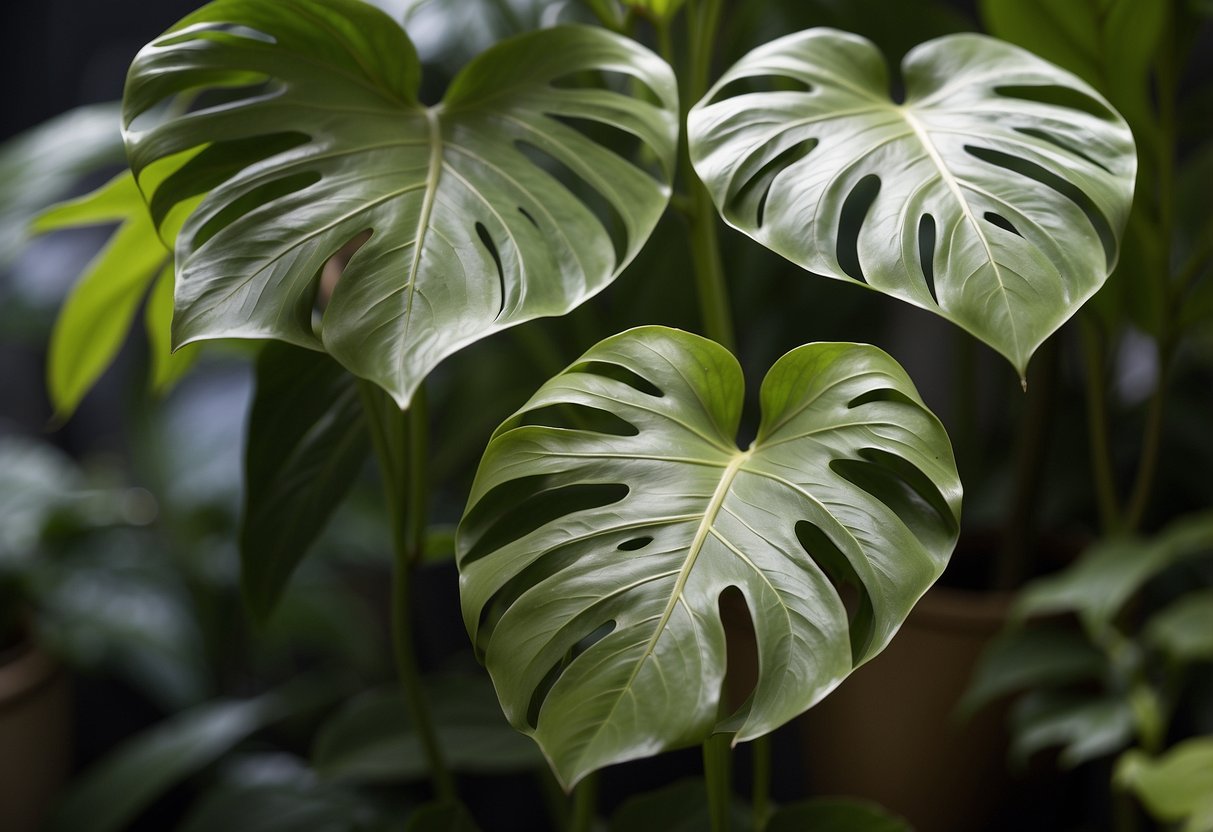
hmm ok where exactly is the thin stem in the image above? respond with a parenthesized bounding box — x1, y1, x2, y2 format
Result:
(569, 772, 599, 832)
(358, 381, 456, 804)
(1079, 318, 1120, 534)
(1124, 355, 1167, 533)
(703, 733, 733, 832)
(751, 734, 771, 832)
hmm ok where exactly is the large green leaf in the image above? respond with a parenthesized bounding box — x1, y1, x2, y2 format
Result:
(688, 29, 1136, 377)
(241, 343, 368, 620)
(457, 326, 960, 787)
(122, 0, 678, 406)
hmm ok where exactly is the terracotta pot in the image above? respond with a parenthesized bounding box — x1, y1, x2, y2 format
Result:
(799, 586, 1016, 832)
(0, 636, 72, 832)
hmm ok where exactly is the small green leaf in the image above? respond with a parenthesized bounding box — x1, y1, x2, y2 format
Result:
(39, 173, 170, 418)
(1117, 738, 1213, 831)
(688, 29, 1136, 377)
(960, 626, 1107, 717)
(313, 675, 544, 783)
(459, 326, 960, 786)
(1146, 589, 1213, 663)
(765, 799, 911, 832)
(241, 343, 369, 620)
(123, 0, 678, 406)
(48, 678, 338, 832)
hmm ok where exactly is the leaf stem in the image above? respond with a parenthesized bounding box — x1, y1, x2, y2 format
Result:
(703, 733, 733, 832)
(358, 380, 456, 804)
(569, 772, 599, 832)
(751, 734, 771, 832)
(1079, 318, 1120, 534)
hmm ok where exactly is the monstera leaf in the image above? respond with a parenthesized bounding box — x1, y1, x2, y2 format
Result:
(688, 29, 1136, 378)
(458, 327, 961, 786)
(123, 0, 678, 406)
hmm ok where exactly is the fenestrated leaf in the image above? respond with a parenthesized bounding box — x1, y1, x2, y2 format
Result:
(457, 326, 961, 787)
(688, 29, 1136, 378)
(122, 0, 678, 407)
(241, 343, 369, 620)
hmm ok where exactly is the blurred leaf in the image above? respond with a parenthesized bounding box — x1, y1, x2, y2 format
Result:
(424, 524, 457, 564)
(1146, 589, 1213, 663)
(609, 778, 748, 832)
(765, 798, 911, 832)
(146, 263, 200, 393)
(313, 675, 543, 783)
(36, 172, 170, 418)
(241, 343, 369, 620)
(49, 677, 339, 832)
(1010, 690, 1136, 768)
(0, 103, 125, 269)
(179, 780, 370, 832)
(0, 437, 82, 564)
(406, 802, 481, 832)
(960, 626, 1106, 717)
(1015, 511, 1213, 629)
(1117, 738, 1213, 831)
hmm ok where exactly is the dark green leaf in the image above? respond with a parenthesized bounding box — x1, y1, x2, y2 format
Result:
(689, 29, 1136, 377)
(123, 0, 678, 406)
(1010, 690, 1136, 768)
(179, 781, 369, 832)
(609, 778, 748, 832)
(960, 626, 1106, 717)
(765, 798, 911, 832)
(1146, 589, 1213, 663)
(458, 326, 961, 786)
(241, 343, 369, 620)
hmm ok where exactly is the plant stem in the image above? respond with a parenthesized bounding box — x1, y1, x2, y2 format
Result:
(660, 0, 736, 353)
(1079, 318, 1120, 534)
(569, 772, 599, 832)
(751, 734, 771, 832)
(358, 381, 456, 804)
(703, 733, 733, 832)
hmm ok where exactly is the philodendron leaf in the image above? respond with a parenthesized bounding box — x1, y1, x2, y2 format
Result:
(458, 326, 961, 787)
(122, 0, 678, 407)
(241, 343, 369, 620)
(688, 29, 1136, 378)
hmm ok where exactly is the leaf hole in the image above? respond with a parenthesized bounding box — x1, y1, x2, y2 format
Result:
(158, 22, 277, 47)
(724, 138, 818, 228)
(829, 448, 958, 552)
(317, 229, 372, 315)
(524, 620, 618, 729)
(836, 174, 881, 284)
(460, 477, 629, 567)
(475, 221, 507, 319)
(191, 170, 321, 249)
(983, 211, 1022, 238)
(547, 114, 648, 178)
(918, 213, 938, 304)
(617, 536, 652, 551)
(719, 586, 760, 716)
(515, 139, 629, 268)
(518, 206, 539, 228)
(148, 131, 310, 228)
(517, 403, 638, 437)
(965, 144, 1116, 269)
(705, 75, 812, 106)
(994, 84, 1117, 121)
(1013, 127, 1112, 173)
(794, 521, 875, 664)
(567, 360, 664, 398)
(847, 387, 918, 409)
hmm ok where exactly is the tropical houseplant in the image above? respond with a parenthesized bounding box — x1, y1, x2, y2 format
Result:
(16, 0, 1162, 827)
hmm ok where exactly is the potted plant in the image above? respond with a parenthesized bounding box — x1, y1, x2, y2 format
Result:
(22, 0, 1172, 827)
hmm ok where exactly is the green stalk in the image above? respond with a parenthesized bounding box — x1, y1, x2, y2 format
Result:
(358, 381, 456, 804)
(1123, 372, 1165, 533)
(703, 733, 733, 832)
(569, 772, 599, 832)
(1079, 318, 1120, 534)
(751, 734, 771, 832)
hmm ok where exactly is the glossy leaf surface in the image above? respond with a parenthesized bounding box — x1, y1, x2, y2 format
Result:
(458, 327, 960, 786)
(688, 29, 1136, 376)
(123, 0, 678, 406)
(241, 343, 368, 619)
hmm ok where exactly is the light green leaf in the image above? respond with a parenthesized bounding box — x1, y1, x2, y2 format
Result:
(765, 798, 911, 832)
(312, 675, 544, 783)
(1117, 738, 1213, 832)
(959, 626, 1106, 718)
(123, 0, 678, 407)
(240, 343, 369, 620)
(458, 326, 960, 787)
(1146, 589, 1213, 663)
(39, 173, 170, 418)
(146, 264, 200, 392)
(1010, 690, 1136, 768)
(48, 678, 338, 832)
(688, 29, 1136, 377)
